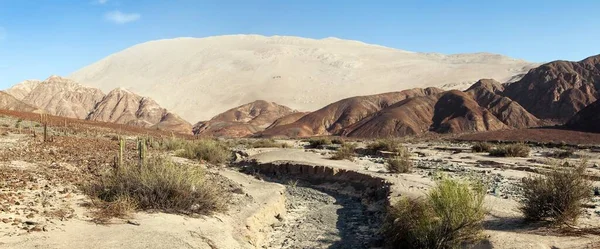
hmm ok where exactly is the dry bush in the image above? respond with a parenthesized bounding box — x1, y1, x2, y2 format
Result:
(85, 157, 227, 216)
(489, 143, 530, 157)
(383, 177, 486, 249)
(306, 137, 332, 148)
(330, 143, 357, 161)
(249, 139, 289, 148)
(91, 195, 138, 223)
(367, 138, 403, 154)
(548, 149, 576, 159)
(519, 162, 592, 225)
(331, 138, 345, 145)
(471, 142, 493, 153)
(385, 146, 412, 173)
(177, 139, 231, 164)
(161, 137, 189, 151)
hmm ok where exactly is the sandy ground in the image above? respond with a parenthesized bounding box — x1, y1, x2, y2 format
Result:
(68, 35, 537, 121)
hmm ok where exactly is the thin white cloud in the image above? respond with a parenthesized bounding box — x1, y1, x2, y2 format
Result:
(97, 0, 108, 4)
(104, 10, 140, 24)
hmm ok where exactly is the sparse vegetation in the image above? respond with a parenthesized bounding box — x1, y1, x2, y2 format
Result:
(249, 139, 289, 148)
(385, 145, 412, 173)
(519, 162, 592, 225)
(548, 149, 576, 159)
(471, 142, 493, 153)
(306, 137, 332, 148)
(331, 138, 345, 145)
(177, 139, 231, 164)
(85, 156, 227, 216)
(330, 143, 357, 161)
(383, 177, 486, 249)
(489, 143, 530, 157)
(367, 138, 403, 154)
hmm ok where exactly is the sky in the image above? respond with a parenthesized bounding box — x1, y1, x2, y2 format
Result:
(0, 0, 599, 89)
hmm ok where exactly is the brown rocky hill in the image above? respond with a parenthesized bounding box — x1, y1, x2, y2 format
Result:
(192, 100, 297, 137)
(260, 88, 444, 137)
(566, 99, 600, 133)
(266, 112, 309, 129)
(88, 88, 192, 134)
(502, 54, 600, 121)
(0, 91, 44, 113)
(18, 76, 105, 119)
(6, 76, 191, 134)
(342, 91, 508, 138)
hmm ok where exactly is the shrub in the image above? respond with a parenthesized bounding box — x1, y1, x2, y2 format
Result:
(383, 177, 486, 249)
(331, 138, 345, 145)
(250, 139, 289, 148)
(367, 139, 403, 154)
(161, 137, 189, 151)
(489, 143, 530, 157)
(384, 145, 412, 173)
(330, 143, 357, 161)
(471, 142, 493, 153)
(177, 139, 231, 164)
(306, 137, 332, 148)
(548, 149, 576, 159)
(519, 162, 592, 225)
(85, 157, 227, 216)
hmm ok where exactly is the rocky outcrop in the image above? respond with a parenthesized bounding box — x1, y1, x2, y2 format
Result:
(502, 54, 600, 121)
(566, 99, 600, 133)
(20, 76, 105, 119)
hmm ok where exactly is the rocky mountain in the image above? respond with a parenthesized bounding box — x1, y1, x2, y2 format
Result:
(193, 100, 297, 137)
(566, 99, 600, 133)
(6, 76, 191, 134)
(502, 54, 600, 121)
(18, 76, 105, 119)
(0, 91, 43, 113)
(69, 35, 537, 122)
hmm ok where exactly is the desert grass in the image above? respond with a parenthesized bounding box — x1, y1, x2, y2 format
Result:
(85, 156, 227, 218)
(383, 177, 486, 248)
(366, 138, 405, 154)
(385, 145, 413, 173)
(519, 161, 592, 225)
(248, 139, 289, 148)
(489, 143, 530, 157)
(330, 143, 357, 161)
(305, 137, 332, 148)
(471, 142, 493, 153)
(176, 139, 231, 164)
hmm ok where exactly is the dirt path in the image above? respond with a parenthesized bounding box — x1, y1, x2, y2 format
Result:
(266, 184, 382, 249)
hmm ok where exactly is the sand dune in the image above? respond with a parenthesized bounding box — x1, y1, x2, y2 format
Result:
(69, 34, 537, 122)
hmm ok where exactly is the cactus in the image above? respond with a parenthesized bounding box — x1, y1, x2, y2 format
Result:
(118, 137, 124, 169)
(138, 138, 146, 167)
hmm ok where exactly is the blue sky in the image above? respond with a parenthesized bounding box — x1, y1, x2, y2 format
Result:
(0, 0, 599, 89)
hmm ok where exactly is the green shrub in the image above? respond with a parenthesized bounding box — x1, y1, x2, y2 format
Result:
(489, 143, 530, 157)
(306, 137, 332, 148)
(383, 177, 486, 248)
(330, 143, 357, 161)
(471, 142, 492, 153)
(519, 162, 592, 225)
(85, 157, 227, 216)
(367, 139, 403, 154)
(161, 138, 189, 151)
(177, 139, 231, 164)
(386, 146, 412, 173)
(331, 138, 345, 145)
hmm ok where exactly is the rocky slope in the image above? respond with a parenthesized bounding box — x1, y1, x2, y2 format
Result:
(0, 91, 43, 113)
(566, 99, 600, 133)
(19, 76, 105, 119)
(69, 35, 537, 121)
(193, 100, 296, 137)
(502, 54, 600, 121)
(6, 76, 191, 134)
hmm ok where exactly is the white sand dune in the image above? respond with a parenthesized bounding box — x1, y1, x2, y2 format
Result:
(69, 34, 538, 122)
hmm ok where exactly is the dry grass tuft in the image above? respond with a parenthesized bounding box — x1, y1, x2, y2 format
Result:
(489, 143, 530, 157)
(383, 177, 486, 248)
(176, 139, 231, 164)
(367, 138, 404, 154)
(249, 139, 289, 148)
(519, 162, 592, 225)
(85, 157, 227, 218)
(471, 142, 493, 153)
(330, 143, 357, 161)
(306, 137, 332, 148)
(385, 145, 412, 173)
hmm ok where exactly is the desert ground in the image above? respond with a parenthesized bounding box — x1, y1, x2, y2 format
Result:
(0, 112, 598, 249)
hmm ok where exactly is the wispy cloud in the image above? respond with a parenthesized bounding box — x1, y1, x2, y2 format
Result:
(91, 0, 108, 5)
(104, 10, 140, 24)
